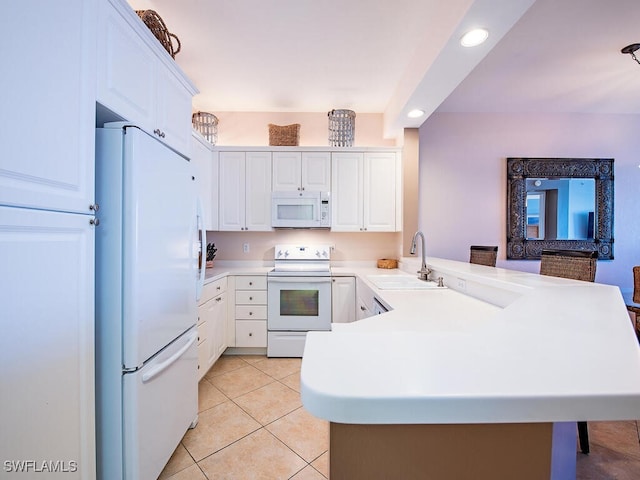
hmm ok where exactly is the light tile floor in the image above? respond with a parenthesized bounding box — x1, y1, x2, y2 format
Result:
(159, 355, 640, 479)
(159, 355, 328, 480)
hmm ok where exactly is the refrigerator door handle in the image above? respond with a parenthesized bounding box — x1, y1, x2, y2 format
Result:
(142, 333, 197, 383)
(195, 198, 206, 301)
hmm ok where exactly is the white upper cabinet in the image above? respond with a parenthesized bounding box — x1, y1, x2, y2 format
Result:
(97, 0, 196, 156)
(331, 151, 400, 232)
(272, 151, 331, 192)
(191, 132, 218, 231)
(219, 152, 272, 231)
(0, 0, 96, 214)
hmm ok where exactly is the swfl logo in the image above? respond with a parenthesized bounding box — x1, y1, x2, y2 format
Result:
(3, 460, 78, 473)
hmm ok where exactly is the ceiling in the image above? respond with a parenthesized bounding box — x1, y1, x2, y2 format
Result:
(129, 0, 640, 138)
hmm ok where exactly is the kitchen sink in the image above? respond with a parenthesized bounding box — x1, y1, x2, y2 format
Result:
(367, 274, 442, 290)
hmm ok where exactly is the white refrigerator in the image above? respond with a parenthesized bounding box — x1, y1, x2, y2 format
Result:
(95, 123, 204, 480)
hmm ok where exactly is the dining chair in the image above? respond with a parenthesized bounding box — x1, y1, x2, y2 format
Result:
(469, 246, 498, 267)
(539, 248, 598, 454)
(626, 266, 640, 339)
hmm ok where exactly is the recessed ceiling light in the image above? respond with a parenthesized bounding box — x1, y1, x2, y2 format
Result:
(407, 109, 425, 118)
(460, 28, 489, 47)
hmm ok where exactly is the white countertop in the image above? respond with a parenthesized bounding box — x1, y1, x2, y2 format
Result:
(301, 258, 640, 425)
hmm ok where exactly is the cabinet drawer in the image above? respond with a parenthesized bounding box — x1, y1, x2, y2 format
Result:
(235, 320, 267, 348)
(235, 305, 267, 320)
(201, 277, 227, 304)
(235, 275, 267, 290)
(236, 290, 268, 305)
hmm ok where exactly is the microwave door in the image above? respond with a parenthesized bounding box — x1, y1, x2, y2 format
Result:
(272, 197, 320, 228)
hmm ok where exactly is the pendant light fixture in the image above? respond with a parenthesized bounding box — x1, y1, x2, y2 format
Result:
(621, 43, 640, 65)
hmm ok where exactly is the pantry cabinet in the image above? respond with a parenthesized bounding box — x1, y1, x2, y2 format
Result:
(331, 151, 400, 232)
(272, 151, 331, 192)
(0, 0, 96, 215)
(191, 131, 218, 230)
(218, 151, 272, 231)
(96, 0, 196, 156)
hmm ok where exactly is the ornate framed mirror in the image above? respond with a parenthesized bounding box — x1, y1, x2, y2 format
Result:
(506, 157, 614, 260)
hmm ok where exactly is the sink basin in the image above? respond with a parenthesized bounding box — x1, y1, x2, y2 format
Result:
(367, 275, 442, 290)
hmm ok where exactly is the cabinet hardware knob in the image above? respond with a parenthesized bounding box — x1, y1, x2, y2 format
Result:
(89, 218, 100, 226)
(249, 332, 253, 336)
(216, 297, 221, 302)
(217, 286, 221, 290)
(249, 311, 253, 315)
(249, 296, 253, 300)
(360, 306, 366, 311)
(249, 282, 253, 285)
(89, 203, 99, 212)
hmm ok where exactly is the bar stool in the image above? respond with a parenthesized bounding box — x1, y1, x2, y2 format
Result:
(625, 266, 640, 339)
(469, 246, 498, 267)
(539, 249, 598, 454)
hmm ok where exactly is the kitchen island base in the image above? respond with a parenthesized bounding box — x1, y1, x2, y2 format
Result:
(329, 421, 576, 480)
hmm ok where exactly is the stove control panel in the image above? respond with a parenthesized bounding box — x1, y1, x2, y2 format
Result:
(274, 244, 331, 261)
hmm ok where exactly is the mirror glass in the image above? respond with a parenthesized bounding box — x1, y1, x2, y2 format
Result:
(506, 158, 614, 260)
(525, 178, 595, 240)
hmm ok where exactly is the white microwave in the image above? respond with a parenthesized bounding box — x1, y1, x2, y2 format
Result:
(271, 191, 331, 228)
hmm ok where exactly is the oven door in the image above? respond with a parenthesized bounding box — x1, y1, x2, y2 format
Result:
(267, 276, 331, 331)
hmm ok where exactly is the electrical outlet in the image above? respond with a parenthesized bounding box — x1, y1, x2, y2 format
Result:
(243, 243, 250, 253)
(456, 278, 466, 291)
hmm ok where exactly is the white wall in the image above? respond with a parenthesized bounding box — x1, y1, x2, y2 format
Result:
(418, 112, 640, 290)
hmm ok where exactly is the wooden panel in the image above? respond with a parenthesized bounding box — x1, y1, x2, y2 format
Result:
(330, 422, 553, 480)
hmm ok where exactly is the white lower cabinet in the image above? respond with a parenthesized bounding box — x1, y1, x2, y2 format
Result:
(232, 275, 268, 348)
(197, 277, 227, 379)
(332, 276, 356, 323)
(356, 277, 375, 320)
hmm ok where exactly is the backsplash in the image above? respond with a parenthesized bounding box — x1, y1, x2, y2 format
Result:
(206, 231, 402, 263)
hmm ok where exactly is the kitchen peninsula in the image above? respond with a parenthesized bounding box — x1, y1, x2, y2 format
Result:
(302, 258, 640, 480)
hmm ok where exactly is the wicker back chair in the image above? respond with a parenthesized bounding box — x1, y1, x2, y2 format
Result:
(539, 248, 597, 454)
(469, 246, 498, 267)
(539, 249, 597, 282)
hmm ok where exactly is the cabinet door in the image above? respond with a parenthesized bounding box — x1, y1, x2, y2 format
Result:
(331, 152, 364, 231)
(332, 277, 356, 323)
(208, 293, 227, 366)
(156, 70, 193, 155)
(245, 152, 273, 231)
(191, 132, 214, 230)
(302, 152, 331, 192)
(0, 0, 95, 214)
(219, 152, 246, 231)
(272, 151, 302, 191)
(364, 152, 398, 232)
(97, 0, 156, 133)
(0, 206, 95, 480)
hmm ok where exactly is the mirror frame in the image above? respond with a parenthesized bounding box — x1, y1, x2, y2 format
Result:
(506, 157, 614, 260)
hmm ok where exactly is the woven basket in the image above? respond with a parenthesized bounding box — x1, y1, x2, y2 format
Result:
(136, 10, 181, 58)
(377, 259, 398, 269)
(268, 124, 300, 146)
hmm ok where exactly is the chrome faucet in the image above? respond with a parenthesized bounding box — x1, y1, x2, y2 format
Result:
(410, 231, 431, 281)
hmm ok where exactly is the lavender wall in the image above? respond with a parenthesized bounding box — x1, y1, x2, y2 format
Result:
(418, 112, 640, 291)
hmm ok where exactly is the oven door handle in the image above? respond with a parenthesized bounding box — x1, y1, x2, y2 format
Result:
(268, 277, 331, 284)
